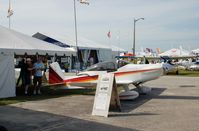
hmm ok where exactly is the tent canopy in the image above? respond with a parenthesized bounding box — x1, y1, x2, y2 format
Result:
(33, 32, 110, 50)
(0, 26, 76, 56)
(192, 48, 199, 54)
(33, 32, 128, 61)
(159, 48, 190, 57)
(111, 45, 126, 52)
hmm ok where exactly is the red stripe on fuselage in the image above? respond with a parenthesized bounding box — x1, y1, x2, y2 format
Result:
(64, 75, 98, 83)
(114, 68, 159, 76)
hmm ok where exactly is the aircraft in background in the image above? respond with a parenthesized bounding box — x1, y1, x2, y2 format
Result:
(160, 56, 178, 74)
(49, 60, 163, 100)
(180, 58, 199, 71)
(161, 56, 199, 74)
(116, 55, 198, 74)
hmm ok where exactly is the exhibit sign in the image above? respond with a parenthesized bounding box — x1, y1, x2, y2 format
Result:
(92, 73, 121, 117)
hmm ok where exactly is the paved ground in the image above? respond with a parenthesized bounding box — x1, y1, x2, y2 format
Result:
(1, 76, 199, 131)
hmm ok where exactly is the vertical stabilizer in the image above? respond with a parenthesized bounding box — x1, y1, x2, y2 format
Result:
(49, 62, 65, 84)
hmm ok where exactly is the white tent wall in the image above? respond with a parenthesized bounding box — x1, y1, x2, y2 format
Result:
(98, 49, 112, 62)
(81, 50, 90, 64)
(0, 52, 15, 98)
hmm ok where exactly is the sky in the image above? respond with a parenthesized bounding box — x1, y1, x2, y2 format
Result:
(0, 0, 199, 52)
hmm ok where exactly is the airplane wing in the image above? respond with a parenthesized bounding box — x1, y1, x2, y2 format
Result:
(43, 82, 87, 90)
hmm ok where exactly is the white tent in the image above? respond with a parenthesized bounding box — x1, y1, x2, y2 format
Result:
(192, 48, 199, 54)
(33, 32, 113, 62)
(0, 26, 76, 56)
(0, 53, 15, 98)
(111, 45, 127, 58)
(33, 32, 110, 49)
(159, 48, 190, 57)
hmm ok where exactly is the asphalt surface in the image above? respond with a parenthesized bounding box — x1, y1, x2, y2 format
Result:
(0, 76, 199, 131)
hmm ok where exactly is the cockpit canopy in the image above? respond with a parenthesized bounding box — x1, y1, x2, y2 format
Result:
(85, 60, 129, 72)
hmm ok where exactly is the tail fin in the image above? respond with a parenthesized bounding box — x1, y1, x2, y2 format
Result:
(49, 62, 65, 84)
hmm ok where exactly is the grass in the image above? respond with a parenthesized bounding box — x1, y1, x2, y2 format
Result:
(178, 70, 199, 76)
(166, 69, 199, 77)
(0, 86, 95, 106)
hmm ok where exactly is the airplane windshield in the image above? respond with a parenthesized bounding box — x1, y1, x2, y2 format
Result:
(117, 60, 129, 68)
(85, 60, 129, 72)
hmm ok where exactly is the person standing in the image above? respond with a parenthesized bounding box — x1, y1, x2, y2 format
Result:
(143, 56, 149, 64)
(16, 58, 26, 87)
(24, 58, 33, 95)
(33, 57, 44, 95)
(89, 57, 94, 66)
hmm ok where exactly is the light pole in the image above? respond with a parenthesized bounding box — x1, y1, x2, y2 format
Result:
(73, 0, 89, 73)
(133, 18, 144, 56)
(73, 0, 79, 72)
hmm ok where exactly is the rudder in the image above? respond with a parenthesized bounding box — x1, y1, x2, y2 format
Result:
(49, 62, 65, 84)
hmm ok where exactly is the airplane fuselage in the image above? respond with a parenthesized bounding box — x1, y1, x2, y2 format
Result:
(49, 62, 163, 88)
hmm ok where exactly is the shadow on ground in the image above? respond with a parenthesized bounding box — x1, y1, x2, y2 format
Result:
(110, 86, 199, 117)
(109, 87, 166, 117)
(0, 86, 95, 106)
(121, 87, 166, 112)
(0, 106, 137, 131)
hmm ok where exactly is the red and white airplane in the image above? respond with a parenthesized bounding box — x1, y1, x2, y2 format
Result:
(49, 60, 163, 100)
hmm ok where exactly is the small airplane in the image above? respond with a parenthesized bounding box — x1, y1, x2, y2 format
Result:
(160, 56, 178, 74)
(184, 58, 199, 71)
(49, 60, 163, 100)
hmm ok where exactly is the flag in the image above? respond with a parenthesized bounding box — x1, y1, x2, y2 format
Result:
(7, 0, 13, 18)
(79, 0, 89, 5)
(107, 30, 111, 38)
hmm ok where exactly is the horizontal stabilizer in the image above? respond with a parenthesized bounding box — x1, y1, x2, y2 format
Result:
(59, 86, 85, 89)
